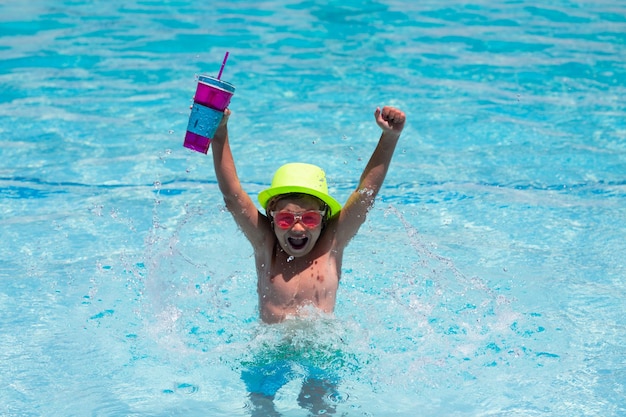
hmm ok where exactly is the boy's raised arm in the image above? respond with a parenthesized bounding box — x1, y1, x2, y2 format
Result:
(335, 106, 406, 246)
(210, 110, 267, 245)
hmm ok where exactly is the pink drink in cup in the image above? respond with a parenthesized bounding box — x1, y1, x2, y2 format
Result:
(184, 75, 235, 154)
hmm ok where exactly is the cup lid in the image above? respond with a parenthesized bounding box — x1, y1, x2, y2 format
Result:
(198, 75, 235, 93)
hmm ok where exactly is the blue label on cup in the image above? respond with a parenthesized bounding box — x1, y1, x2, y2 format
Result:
(186, 102, 223, 138)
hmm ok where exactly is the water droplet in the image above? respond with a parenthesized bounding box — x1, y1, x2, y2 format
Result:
(287, 256, 295, 262)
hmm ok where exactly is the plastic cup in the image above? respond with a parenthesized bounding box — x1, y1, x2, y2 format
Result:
(184, 76, 235, 154)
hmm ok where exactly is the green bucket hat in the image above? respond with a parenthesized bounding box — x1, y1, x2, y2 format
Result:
(258, 163, 342, 217)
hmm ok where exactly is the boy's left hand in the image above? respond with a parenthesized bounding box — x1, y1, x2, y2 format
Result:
(375, 106, 406, 136)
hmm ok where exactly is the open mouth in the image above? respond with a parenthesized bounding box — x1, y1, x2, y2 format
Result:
(287, 236, 309, 250)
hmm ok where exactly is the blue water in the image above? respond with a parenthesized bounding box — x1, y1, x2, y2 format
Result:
(1, 1, 625, 416)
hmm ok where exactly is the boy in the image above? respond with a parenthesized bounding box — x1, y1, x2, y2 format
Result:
(211, 106, 406, 324)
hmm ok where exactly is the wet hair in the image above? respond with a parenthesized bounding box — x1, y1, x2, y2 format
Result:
(266, 193, 329, 219)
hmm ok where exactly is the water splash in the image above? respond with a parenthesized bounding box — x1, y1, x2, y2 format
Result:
(337, 204, 538, 400)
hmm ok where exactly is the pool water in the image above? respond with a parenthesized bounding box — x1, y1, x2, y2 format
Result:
(1, 1, 625, 416)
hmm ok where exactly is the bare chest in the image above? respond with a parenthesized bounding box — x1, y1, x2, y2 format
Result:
(255, 247, 341, 309)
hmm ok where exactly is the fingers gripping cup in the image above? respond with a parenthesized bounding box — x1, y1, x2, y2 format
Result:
(183, 75, 235, 154)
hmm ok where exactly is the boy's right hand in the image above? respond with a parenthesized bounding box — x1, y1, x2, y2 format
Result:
(219, 108, 231, 128)
(214, 108, 231, 139)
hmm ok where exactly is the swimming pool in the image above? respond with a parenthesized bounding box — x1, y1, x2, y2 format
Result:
(1, 0, 625, 415)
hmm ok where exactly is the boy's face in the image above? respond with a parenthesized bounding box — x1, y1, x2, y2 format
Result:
(269, 195, 326, 257)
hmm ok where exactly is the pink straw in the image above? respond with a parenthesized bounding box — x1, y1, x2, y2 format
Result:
(217, 51, 229, 80)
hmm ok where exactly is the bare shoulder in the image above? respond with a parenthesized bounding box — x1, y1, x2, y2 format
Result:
(316, 216, 347, 254)
(249, 214, 275, 250)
